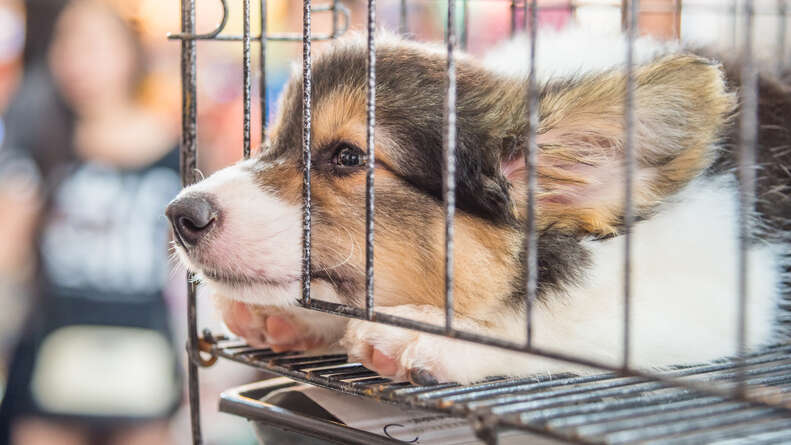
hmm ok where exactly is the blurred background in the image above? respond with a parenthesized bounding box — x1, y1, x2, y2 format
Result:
(0, 0, 787, 444)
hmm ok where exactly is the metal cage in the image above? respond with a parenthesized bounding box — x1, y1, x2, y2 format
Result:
(168, 1, 791, 444)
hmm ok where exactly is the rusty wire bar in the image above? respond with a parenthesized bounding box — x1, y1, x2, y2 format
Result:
(170, 0, 228, 40)
(511, 0, 518, 36)
(260, 0, 267, 143)
(302, 0, 312, 305)
(178, 5, 198, 188)
(587, 0, 789, 14)
(732, 0, 739, 49)
(364, 0, 376, 320)
(778, 0, 787, 76)
(461, 0, 469, 51)
(528, 0, 788, 15)
(738, 0, 758, 396)
(332, 0, 339, 38)
(179, 0, 201, 443)
(675, 0, 683, 38)
(186, 281, 201, 445)
(621, 0, 627, 31)
(623, 0, 638, 370)
(218, 347, 791, 444)
(185, 32, 342, 41)
(399, 0, 408, 35)
(444, 0, 458, 333)
(524, 0, 538, 348)
(169, 3, 345, 42)
(243, 0, 251, 158)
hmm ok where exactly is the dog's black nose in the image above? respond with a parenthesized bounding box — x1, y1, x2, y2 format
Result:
(166, 194, 217, 248)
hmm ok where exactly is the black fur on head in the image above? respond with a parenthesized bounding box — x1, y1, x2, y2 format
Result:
(266, 35, 524, 227)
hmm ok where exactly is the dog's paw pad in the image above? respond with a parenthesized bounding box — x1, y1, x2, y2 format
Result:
(265, 315, 298, 344)
(360, 344, 440, 384)
(219, 301, 322, 352)
(371, 348, 400, 376)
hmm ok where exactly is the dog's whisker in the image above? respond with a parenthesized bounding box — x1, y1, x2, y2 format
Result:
(320, 226, 357, 272)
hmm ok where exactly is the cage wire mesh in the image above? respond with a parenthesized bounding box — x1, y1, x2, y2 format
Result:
(168, 1, 791, 444)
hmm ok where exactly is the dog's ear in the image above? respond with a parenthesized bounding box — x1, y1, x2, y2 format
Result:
(502, 55, 736, 235)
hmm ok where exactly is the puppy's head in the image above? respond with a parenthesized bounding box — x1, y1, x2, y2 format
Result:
(167, 35, 735, 314)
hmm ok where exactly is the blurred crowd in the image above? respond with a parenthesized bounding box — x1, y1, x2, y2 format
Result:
(0, 0, 781, 444)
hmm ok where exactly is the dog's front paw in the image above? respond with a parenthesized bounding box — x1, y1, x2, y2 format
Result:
(341, 305, 547, 384)
(343, 320, 442, 384)
(215, 297, 325, 352)
(342, 305, 474, 385)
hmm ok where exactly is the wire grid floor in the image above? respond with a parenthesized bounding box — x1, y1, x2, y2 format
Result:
(206, 338, 791, 444)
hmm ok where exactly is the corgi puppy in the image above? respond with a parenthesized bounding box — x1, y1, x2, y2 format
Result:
(166, 29, 790, 384)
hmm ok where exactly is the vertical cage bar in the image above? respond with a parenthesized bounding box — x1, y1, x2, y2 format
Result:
(444, 0, 457, 333)
(399, 0, 408, 35)
(621, 0, 628, 32)
(732, 0, 739, 49)
(179, 3, 198, 188)
(365, 0, 376, 320)
(332, 0, 339, 38)
(186, 280, 201, 445)
(302, 0, 313, 305)
(511, 0, 517, 37)
(179, 0, 201, 443)
(461, 0, 469, 51)
(260, 0, 267, 143)
(777, 0, 787, 77)
(243, 0, 251, 159)
(674, 0, 682, 39)
(622, 0, 639, 370)
(738, 0, 758, 396)
(524, 0, 538, 348)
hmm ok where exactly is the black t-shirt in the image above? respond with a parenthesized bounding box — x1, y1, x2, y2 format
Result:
(37, 149, 181, 329)
(0, 148, 183, 428)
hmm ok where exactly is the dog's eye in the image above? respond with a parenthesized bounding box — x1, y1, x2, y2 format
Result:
(333, 144, 366, 169)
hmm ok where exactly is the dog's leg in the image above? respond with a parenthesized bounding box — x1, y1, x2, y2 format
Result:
(342, 304, 575, 384)
(214, 295, 347, 353)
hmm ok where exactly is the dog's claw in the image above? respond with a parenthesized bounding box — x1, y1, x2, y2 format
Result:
(408, 368, 439, 386)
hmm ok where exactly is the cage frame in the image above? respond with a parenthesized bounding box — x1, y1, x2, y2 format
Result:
(168, 1, 791, 444)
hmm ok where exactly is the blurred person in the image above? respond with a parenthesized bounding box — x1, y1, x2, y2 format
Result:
(0, 0, 31, 400)
(0, 0, 23, 114)
(0, 1, 182, 444)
